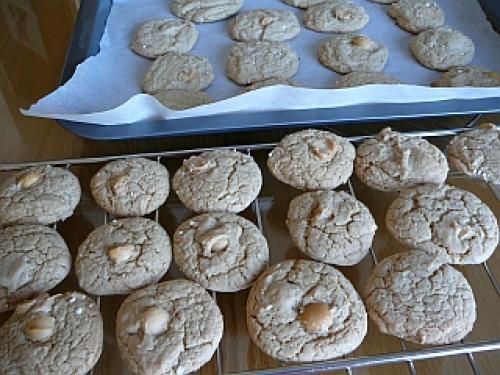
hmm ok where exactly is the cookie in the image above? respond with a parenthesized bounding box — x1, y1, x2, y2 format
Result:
(172, 150, 262, 213)
(386, 184, 499, 265)
(0, 225, 71, 312)
(244, 78, 297, 92)
(171, 0, 243, 23)
(226, 41, 299, 85)
(304, 1, 369, 33)
(354, 127, 449, 191)
(388, 0, 445, 34)
(432, 66, 500, 87)
(131, 19, 198, 58)
(281, 0, 329, 9)
(229, 9, 300, 42)
(153, 89, 213, 110)
(318, 34, 388, 74)
(267, 129, 355, 190)
(368, 0, 397, 3)
(173, 213, 269, 292)
(0, 292, 103, 374)
(0, 166, 81, 226)
(365, 251, 476, 345)
(447, 123, 500, 184)
(76, 218, 171, 295)
(410, 28, 475, 71)
(336, 72, 400, 88)
(247, 259, 367, 362)
(90, 157, 169, 216)
(287, 191, 377, 266)
(143, 52, 214, 93)
(116, 279, 223, 375)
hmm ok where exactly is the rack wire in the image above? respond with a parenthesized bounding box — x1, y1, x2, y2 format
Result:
(0, 125, 498, 375)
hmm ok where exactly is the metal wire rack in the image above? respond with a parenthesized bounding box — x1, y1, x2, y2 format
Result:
(0, 124, 498, 375)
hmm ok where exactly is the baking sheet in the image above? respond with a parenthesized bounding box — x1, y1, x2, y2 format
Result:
(22, 0, 500, 125)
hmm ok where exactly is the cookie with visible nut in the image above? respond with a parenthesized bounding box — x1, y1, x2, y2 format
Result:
(0, 292, 103, 374)
(76, 217, 171, 295)
(388, 0, 445, 34)
(247, 259, 367, 362)
(171, 0, 243, 23)
(0, 165, 81, 226)
(432, 66, 500, 87)
(304, 1, 369, 33)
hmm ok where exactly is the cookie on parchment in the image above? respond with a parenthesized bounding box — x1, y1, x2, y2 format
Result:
(172, 150, 262, 213)
(388, 0, 445, 34)
(171, 0, 243, 23)
(0, 292, 103, 375)
(335, 72, 400, 88)
(354, 127, 448, 191)
(304, 1, 369, 33)
(267, 129, 356, 190)
(0, 225, 71, 313)
(432, 66, 500, 87)
(410, 28, 475, 71)
(154, 89, 213, 110)
(244, 78, 297, 92)
(131, 19, 198, 58)
(281, 0, 328, 9)
(287, 191, 377, 266)
(173, 212, 269, 292)
(91, 157, 169, 216)
(229, 9, 300, 42)
(143, 52, 214, 93)
(318, 35, 388, 74)
(116, 279, 223, 375)
(365, 251, 476, 345)
(0, 166, 81, 226)
(76, 217, 171, 296)
(447, 123, 500, 184)
(386, 184, 498, 265)
(247, 259, 367, 362)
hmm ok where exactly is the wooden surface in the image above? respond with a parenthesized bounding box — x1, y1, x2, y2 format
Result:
(0, 1, 499, 374)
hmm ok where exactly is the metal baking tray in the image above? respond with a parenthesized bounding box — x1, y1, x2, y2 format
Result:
(57, 0, 500, 140)
(1, 126, 499, 374)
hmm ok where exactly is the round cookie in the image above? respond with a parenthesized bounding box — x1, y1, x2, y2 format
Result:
(281, 0, 329, 9)
(0, 292, 103, 374)
(336, 72, 400, 88)
(365, 251, 476, 345)
(318, 35, 388, 74)
(244, 78, 297, 92)
(116, 279, 223, 375)
(304, 1, 369, 33)
(432, 66, 500, 87)
(227, 41, 299, 85)
(368, 0, 397, 3)
(388, 0, 445, 34)
(154, 89, 213, 110)
(287, 191, 377, 266)
(171, 0, 243, 23)
(410, 28, 475, 71)
(131, 19, 198, 58)
(90, 157, 169, 216)
(354, 127, 449, 191)
(173, 213, 269, 292)
(76, 218, 171, 296)
(247, 259, 367, 362)
(386, 184, 499, 265)
(229, 9, 300, 42)
(143, 52, 214, 93)
(267, 129, 356, 190)
(0, 225, 71, 312)
(172, 150, 262, 213)
(447, 123, 500, 184)
(0, 166, 81, 226)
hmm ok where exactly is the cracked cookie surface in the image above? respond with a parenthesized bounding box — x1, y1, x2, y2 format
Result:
(335, 72, 400, 88)
(0, 165, 81, 226)
(247, 259, 367, 362)
(172, 150, 262, 213)
(304, 1, 369, 33)
(386, 184, 498, 264)
(0, 225, 71, 312)
(174, 212, 269, 292)
(76, 217, 171, 295)
(447, 124, 500, 184)
(0, 292, 103, 374)
(91, 157, 169, 216)
(287, 191, 377, 266)
(432, 66, 500, 87)
(365, 251, 476, 344)
(171, 0, 243, 23)
(355, 127, 449, 191)
(388, 0, 445, 34)
(116, 279, 223, 375)
(268, 129, 355, 190)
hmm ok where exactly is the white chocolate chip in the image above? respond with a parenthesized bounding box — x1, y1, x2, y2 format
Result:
(351, 36, 374, 49)
(24, 316, 56, 341)
(17, 171, 42, 189)
(142, 306, 169, 336)
(109, 175, 127, 194)
(335, 10, 352, 21)
(309, 138, 337, 161)
(299, 302, 333, 333)
(185, 157, 216, 173)
(107, 244, 136, 264)
(477, 122, 496, 130)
